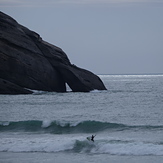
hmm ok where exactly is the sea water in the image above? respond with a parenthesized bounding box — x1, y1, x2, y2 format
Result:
(0, 74, 163, 163)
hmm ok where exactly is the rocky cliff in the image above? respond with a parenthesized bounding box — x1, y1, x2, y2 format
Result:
(0, 12, 107, 94)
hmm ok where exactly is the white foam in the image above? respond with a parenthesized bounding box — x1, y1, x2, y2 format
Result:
(0, 134, 75, 153)
(41, 120, 52, 128)
(0, 121, 10, 126)
(1, 134, 163, 156)
(90, 89, 108, 93)
(91, 141, 163, 156)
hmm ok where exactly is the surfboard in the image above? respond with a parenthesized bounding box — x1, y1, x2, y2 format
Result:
(87, 135, 96, 142)
(87, 136, 91, 141)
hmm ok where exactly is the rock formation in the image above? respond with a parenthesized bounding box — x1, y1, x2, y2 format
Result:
(0, 11, 107, 94)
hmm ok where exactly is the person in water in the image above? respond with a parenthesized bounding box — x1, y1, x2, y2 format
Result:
(91, 135, 96, 142)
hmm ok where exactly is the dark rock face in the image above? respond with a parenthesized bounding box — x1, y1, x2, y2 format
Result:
(0, 78, 32, 94)
(0, 12, 107, 94)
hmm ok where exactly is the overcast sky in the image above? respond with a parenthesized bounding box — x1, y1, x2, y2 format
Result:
(1, 0, 163, 74)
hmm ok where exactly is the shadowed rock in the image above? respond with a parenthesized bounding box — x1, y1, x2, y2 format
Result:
(0, 11, 107, 94)
(0, 78, 32, 94)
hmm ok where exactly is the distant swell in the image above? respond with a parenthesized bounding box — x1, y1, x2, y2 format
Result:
(0, 120, 163, 134)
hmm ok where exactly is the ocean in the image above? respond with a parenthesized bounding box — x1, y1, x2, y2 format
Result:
(0, 74, 163, 163)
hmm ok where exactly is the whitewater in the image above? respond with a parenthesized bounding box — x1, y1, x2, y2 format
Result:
(0, 74, 163, 163)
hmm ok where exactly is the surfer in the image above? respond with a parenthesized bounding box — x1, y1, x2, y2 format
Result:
(91, 135, 96, 142)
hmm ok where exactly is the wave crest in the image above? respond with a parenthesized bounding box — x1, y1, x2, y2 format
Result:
(0, 120, 163, 134)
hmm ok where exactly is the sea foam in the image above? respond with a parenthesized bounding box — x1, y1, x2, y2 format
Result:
(1, 135, 163, 156)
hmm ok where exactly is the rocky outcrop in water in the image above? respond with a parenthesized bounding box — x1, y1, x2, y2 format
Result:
(0, 11, 107, 94)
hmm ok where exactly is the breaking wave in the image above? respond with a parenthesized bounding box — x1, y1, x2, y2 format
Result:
(72, 139, 163, 155)
(1, 120, 163, 156)
(1, 137, 163, 156)
(0, 120, 163, 134)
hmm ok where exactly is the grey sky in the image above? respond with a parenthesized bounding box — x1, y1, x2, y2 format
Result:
(1, 0, 163, 74)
